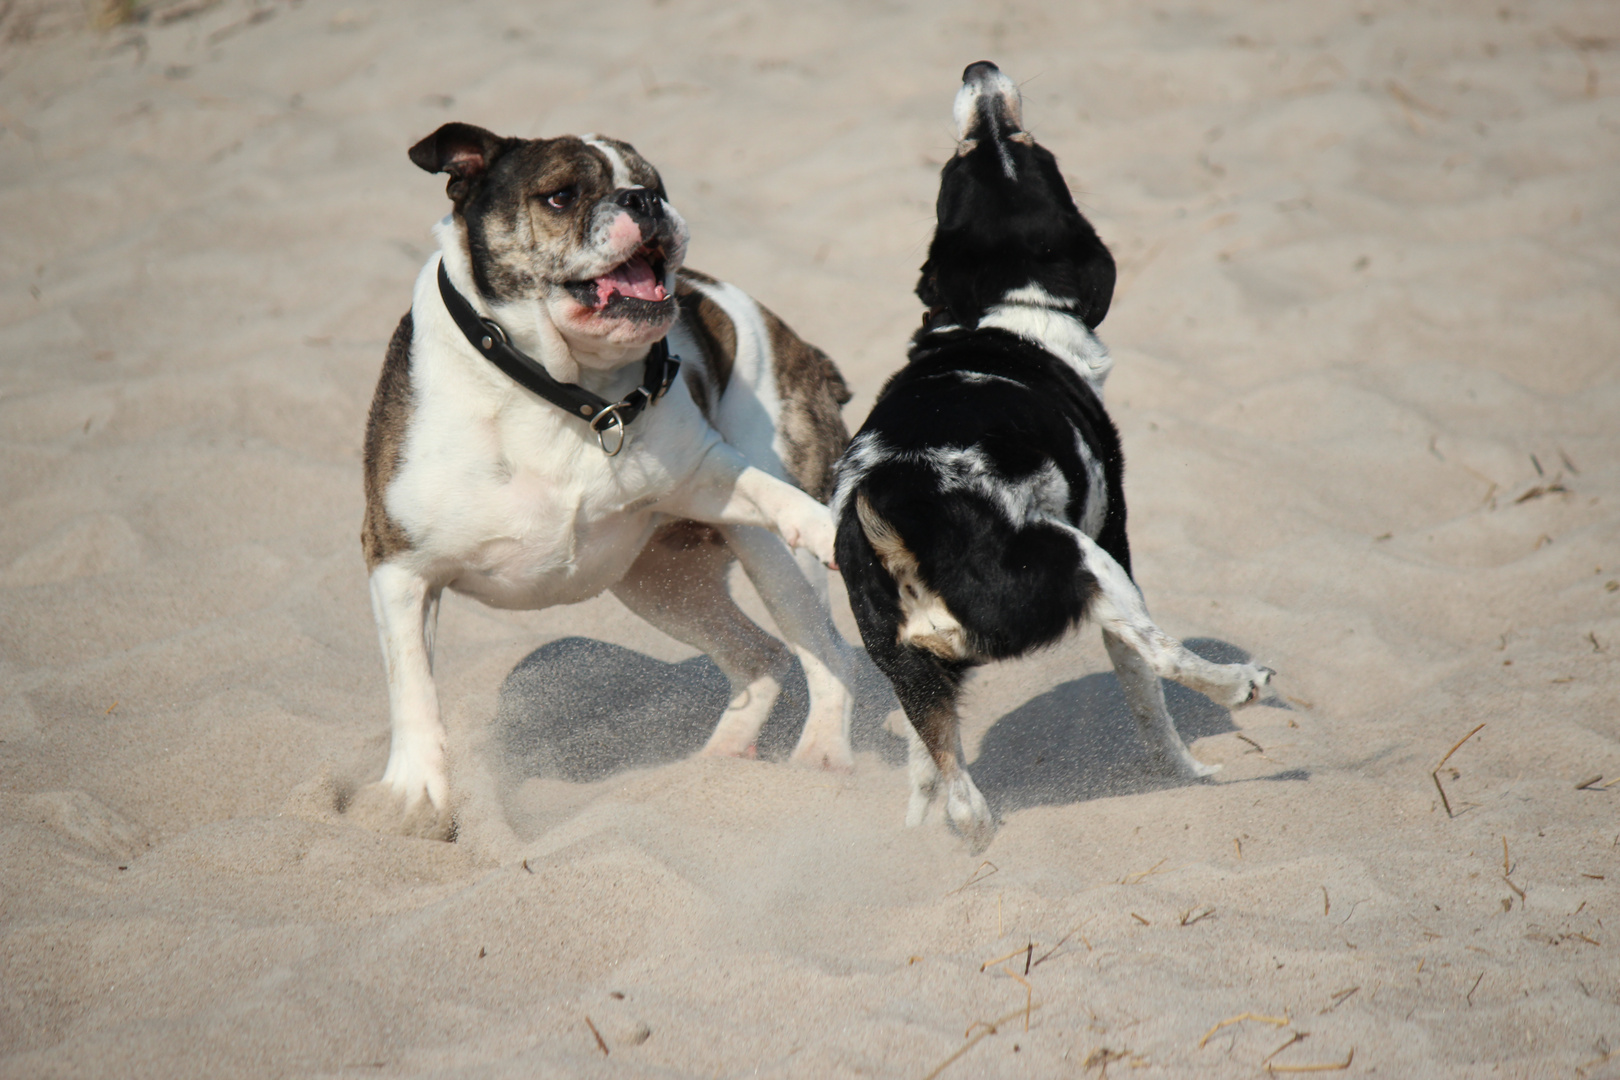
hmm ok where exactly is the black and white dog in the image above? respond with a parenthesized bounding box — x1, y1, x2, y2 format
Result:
(832, 64, 1275, 848)
(361, 123, 858, 838)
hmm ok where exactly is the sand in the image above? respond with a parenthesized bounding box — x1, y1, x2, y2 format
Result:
(2, 0, 1618, 1076)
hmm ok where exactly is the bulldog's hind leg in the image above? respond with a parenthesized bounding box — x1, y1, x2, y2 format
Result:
(613, 521, 791, 759)
(1073, 530, 1275, 779)
(720, 524, 855, 771)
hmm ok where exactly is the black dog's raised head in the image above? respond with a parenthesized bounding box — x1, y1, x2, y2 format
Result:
(917, 62, 1115, 331)
(409, 122, 689, 355)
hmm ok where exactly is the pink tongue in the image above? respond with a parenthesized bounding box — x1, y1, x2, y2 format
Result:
(594, 254, 666, 305)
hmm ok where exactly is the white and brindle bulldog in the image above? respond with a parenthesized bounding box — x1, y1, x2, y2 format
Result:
(360, 122, 857, 838)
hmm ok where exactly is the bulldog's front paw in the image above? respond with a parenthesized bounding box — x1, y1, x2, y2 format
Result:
(776, 499, 838, 568)
(1228, 664, 1276, 709)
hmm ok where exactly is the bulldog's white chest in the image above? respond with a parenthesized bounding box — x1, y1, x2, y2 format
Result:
(385, 345, 709, 609)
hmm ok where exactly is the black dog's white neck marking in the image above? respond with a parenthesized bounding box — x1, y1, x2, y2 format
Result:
(923, 282, 1114, 395)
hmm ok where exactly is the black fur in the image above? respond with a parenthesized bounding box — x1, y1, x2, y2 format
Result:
(839, 330, 1128, 664)
(916, 132, 1115, 330)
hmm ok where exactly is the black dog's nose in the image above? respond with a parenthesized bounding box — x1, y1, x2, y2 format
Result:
(615, 187, 662, 220)
(962, 60, 1001, 83)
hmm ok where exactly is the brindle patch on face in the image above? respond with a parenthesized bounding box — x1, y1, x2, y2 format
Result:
(362, 312, 416, 569)
(415, 126, 689, 357)
(460, 136, 620, 302)
(456, 135, 682, 313)
(760, 302, 852, 502)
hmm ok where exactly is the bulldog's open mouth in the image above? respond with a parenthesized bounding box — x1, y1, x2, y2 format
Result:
(565, 242, 673, 321)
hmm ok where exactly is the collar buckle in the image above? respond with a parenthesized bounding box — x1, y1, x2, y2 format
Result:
(589, 404, 627, 456)
(591, 386, 659, 456)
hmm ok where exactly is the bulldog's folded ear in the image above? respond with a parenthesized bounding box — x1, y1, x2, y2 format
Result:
(408, 123, 510, 202)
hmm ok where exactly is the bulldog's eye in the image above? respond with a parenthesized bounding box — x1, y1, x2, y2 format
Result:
(540, 187, 577, 211)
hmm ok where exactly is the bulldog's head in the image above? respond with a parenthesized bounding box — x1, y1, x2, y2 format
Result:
(409, 122, 689, 362)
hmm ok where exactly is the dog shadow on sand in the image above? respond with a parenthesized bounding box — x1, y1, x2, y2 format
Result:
(496, 637, 1304, 810)
(494, 637, 906, 782)
(970, 639, 1307, 815)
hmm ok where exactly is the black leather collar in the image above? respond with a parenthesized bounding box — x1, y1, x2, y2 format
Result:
(436, 260, 680, 455)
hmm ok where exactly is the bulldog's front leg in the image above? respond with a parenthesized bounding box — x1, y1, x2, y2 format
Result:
(663, 443, 837, 567)
(353, 561, 454, 839)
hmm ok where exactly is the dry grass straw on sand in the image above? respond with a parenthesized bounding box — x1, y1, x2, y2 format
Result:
(1577, 1049, 1618, 1079)
(1265, 1048, 1354, 1073)
(583, 1015, 609, 1056)
(1120, 858, 1170, 885)
(946, 861, 998, 896)
(1031, 919, 1094, 966)
(1179, 905, 1216, 927)
(1198, 1012, 1289, 1049)
(1430, 722, 1485, 817)
(978, 945, 1030, 973)
(1318, 986, 1360, 1014)
(1261, 1032, 1308, 1065)
(919, 1004, 1044, 1080)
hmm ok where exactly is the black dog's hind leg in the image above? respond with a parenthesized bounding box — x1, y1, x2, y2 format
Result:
(1072, 528, 1274, 777)
(866, 640, 995, 849)
(837, 495, 996, 847)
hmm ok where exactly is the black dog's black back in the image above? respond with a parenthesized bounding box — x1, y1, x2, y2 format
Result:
(837, 330, 1129, 664)
(834, 69, 1127, 670)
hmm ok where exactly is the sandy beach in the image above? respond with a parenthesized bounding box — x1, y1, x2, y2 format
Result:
(2, 0, 1618, 1075)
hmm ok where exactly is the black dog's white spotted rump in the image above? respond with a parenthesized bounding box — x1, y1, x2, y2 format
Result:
(834, 61, 1275, 850)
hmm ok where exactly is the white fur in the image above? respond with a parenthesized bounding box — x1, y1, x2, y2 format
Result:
(1002, 283, 1076, 309)
(836, 436, 1075, 535)
(664, 276, 855, 765)
(950, 370, 1025, 388)
(829, 431, 889, 524)
(368, 240, 856, 828)
(671, 278, 789, 464)
(1073, 428, 1108, 538)
(1071, 528, 1271, 779)
(978, 283, 1114, 395)
(954, 65, 1023, 180)
(925, 446, 1070, 530)
(582, 136, 633, 188)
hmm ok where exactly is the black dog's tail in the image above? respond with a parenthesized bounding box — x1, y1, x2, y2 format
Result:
(855, 492, 970, 661)
(837, 476, 1099, 665)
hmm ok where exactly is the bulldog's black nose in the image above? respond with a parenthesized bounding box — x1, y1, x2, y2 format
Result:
(962, 60, 1001, 83)
(615, 187, 662, 221)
